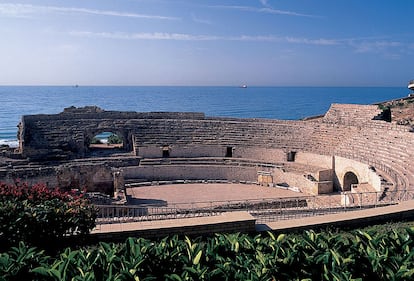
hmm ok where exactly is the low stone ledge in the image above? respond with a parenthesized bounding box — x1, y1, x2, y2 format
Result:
(90, 211, 256, 242)
(257, 200, 414, 232)
(125, 179, 243, 188)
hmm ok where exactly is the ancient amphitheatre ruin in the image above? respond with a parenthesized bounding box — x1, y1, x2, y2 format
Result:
(2, 94, 414, 236)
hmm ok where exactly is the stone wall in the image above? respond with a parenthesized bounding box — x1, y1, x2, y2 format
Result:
(57, 164, 115, 194)
(123, 165, 262, 183)
(272, 168, 316, 193)
(17, 106, 386, 161)
(91, 211, 256, 241)
(234, 148, 286, 163)
(19, 107, 205, 160)
(334, 156, 381, 192)
(295, 152, 332, 169)
(0, 166, 58, 187)
(137, 145, 226, 158)
(322, 103, 383, 125)
(7, 104, 414, 196)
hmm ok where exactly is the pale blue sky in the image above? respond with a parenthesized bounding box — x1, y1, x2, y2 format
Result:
(0, 0, 413, 86)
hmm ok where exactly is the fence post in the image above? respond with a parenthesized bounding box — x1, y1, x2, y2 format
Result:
(312, 196, 315, 216)
(344, 193, 347, 211)
(279, 200, 283, 219)
(295, 198, 298, 219)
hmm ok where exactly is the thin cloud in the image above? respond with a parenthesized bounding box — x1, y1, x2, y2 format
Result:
(210, 5, 316, 18)
(259, 0, 271, 8)
(349, 40, 402, 53)
(191, 13, 213, 25)
(70, 31, 219, 41)
(235, 35, 339, 45)
(346, 39, 404, 59)
(285, 37, 339, 46)
(70, 30, 339, 45)
(0, 3, 179, 20)
(70, 30, 412, 57)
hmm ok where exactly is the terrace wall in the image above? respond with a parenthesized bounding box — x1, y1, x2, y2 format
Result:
(122, 165, 261, 183)
(8, 104, 414, 196)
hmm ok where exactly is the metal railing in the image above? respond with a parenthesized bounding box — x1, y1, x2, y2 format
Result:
(95, 189, 414, 225)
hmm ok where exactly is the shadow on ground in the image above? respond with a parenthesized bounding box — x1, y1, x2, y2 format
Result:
(126, 195, 167, 206)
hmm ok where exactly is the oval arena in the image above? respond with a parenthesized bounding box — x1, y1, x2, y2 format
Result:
(1, 102, 414, 236)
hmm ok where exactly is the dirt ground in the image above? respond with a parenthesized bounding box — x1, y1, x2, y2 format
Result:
(126, 183, 305, 207)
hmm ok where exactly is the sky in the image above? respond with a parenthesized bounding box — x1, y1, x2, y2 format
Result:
(0, 0, 413, 86)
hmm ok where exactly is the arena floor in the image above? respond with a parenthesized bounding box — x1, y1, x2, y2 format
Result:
(126, 183, 305, 207)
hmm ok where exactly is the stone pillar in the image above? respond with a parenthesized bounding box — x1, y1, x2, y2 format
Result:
(112, 168, 125, 200)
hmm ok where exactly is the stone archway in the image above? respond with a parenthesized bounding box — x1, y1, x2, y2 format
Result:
(85, 129, 131, 157)
(90, 131, 123, 148)
(343, 171, 359, 191)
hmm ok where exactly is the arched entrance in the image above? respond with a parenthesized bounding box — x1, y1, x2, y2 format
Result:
(343, 171, 358, 191)
(87, 131, 127, 157)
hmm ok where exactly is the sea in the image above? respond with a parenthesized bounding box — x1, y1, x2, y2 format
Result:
(0, 86, 409, 148)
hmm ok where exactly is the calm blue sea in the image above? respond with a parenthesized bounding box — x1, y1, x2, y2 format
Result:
(0, 86, 409, 147)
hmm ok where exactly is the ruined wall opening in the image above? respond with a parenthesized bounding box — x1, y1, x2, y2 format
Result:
(225, 146, 233, 157)
(87, 131, 125, 157)
(343, 171, 359, 191)
(287, 151, 296, 162)
(162, 145, 170, 158)
(374, 106, 392, 122)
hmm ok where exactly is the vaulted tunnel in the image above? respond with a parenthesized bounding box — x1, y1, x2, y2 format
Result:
(343, 171, 359, 191)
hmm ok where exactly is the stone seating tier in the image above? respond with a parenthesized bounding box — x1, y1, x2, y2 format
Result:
(138, 157, 281, 168)
(14, 106, 414, 195)
(322, 104, 383, 125)
(334, 127, 414, 191)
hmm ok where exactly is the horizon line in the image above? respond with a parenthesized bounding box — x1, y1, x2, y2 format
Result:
(0, 84, 407, 88)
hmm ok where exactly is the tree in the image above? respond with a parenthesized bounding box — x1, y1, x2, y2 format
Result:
(108, 134, 122, 145)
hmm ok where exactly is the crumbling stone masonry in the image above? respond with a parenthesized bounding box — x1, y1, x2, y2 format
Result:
(1, 103, 412, 197)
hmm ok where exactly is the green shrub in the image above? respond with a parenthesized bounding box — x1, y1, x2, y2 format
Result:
(378, 104, 389, 110)
(0, 241, 50, 281)
(0, 181, 97, 250)
(2, 228, 414, 280)
(107, 134, 122, 144)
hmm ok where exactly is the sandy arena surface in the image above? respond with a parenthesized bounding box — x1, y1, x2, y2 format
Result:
(126, 183, 305, 206)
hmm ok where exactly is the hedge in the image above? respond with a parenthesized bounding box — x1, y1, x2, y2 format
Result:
(1, 228, 414, 280)
(0, 181, 97, 251)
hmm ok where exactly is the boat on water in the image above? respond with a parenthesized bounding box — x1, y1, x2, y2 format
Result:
(408, 80, 414, 91)
(240, 84, 247, 88)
